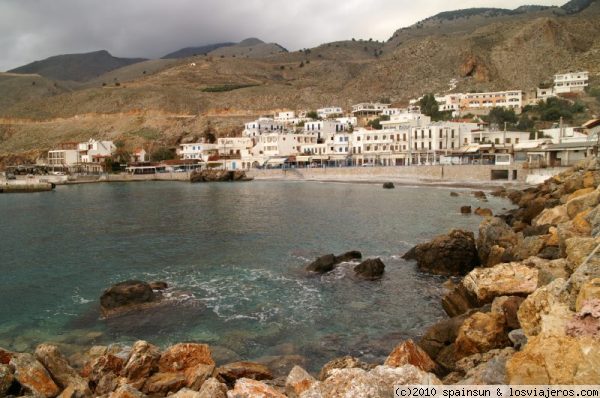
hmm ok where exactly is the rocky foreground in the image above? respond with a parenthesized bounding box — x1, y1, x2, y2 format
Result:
(189, 170, 252, 183)
(2, 159, 600, 397)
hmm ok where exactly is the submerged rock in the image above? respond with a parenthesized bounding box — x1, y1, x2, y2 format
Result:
(403, 229, 479, 276)
(100, 280, 157, 316)
(383, 182, 395, 189)
(334, 251, 362, 263)
(306, 251, 362, 274)
(354, 258, 385, 279)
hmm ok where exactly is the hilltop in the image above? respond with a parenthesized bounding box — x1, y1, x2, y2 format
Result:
(162, 42, 236, 59)
(1, 1, 600, 161)
(8, 50, 147, 82)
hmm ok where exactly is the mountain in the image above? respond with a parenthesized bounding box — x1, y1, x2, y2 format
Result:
(162, 42, 236, 59)
(7, 50, 147, 82)
(0, 1, 599, 161)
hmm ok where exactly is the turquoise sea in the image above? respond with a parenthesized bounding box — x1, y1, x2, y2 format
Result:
(0, 181, 510, 370)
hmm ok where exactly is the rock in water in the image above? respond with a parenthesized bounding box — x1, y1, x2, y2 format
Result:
(383, 182, 395, 189)
(306, 254, 337, 273)
(354, 258, 385, 279)
(334, 250, 362, 263)
(402, 229, 479, 276)
(100, 280, 156, 315)
(461, 206, 472, 214)
(190, 169, 251, 183)
(477, 217, 519, 267)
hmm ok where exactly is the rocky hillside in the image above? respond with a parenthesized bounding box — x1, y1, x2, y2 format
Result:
(162, 42, 236, 59)
(1, 1, 599, 158)
(7, 50, 147, 82)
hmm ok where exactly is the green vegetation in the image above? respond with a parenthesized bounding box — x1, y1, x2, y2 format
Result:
(366, 115, 389, 130)
(485, 107, 517, 126)
(529, 97, 586, 122)
(418, 94, 453, 121)
(129, 127, 161, 140)
(201, 84, 258, 92)
(150, 146, 175, 161)
(306, 110, 319, 120)
(589, 86, 600, 104)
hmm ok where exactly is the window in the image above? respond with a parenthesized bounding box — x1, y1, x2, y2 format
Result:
(515, 138, 520, 144)
(421, 142, 424, 149)
(451, 142, 455, 149)
(439, 142, 442, 149)
(451, 130, 455, 138)
(495, 138, 500, 144)
(428, 142, 431, 150)
(506, 138, 512, 144)
(439, 130, 443, 138)
(403, 133, 406, 141)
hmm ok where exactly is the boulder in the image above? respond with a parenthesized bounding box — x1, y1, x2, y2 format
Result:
(107, 384, 146, 398)
(122, 340, 160, 386)
(227, 378, 286, 398)
(567, 187, 595, 202)
(454, 312, 510, 360)
(169, 388, 202, 398)
(472, 191, 487, 199)
(517, 278, 572, 337)
(521, 256, 570, 286)
(508, 329, 527, 349)
(403, 229, 479, 276)
(454, 347, 515, 385)
(353, 258, 385, 279)
(334, 251, 362, 263)
(306, 254, 337, 274)
(491, 296, 524, 330)
(100, 280, 156, 316)
(450, 192, 460, 197)
(158, 343, 214, 373)
(512, 235, 547, 261)
(185, 363, 215, 390)
(461, 261, 538, 304)
(198, 377, 227, 398)
(35, 344, 91, 396)
(285, 366, 315, 398)
(506, 335, 600, 384)
(301, 365, 441, 398)
(474, 207, 493, 217)
(149, 281, 168, 290)
(318, 356, 373, 381)
(10, 353, 61, 398)
(460, 206, 472, 214)
(576, 278, 600, 311)
(419, 312, 474, 361)
(567, 256, 600, 311)
(142, 372, 186, 396)
(0, 364, 14, 397)
(85, 354, 124, 388)
(566, 299, 600, 338)
(477, 218, 519, 267)
(0, 347, 14, 365)
(384, 339, 437, 373)
(382, 182, 395, 189)
(566, 189, 600, 219)
(565, 236, 600, 271)
(523, 224, 551, 237)
(216, 361, 273, 387)
(441, 282, 479, 317)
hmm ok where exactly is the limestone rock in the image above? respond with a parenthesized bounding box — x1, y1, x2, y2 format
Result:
(441, 281, 479, 317)
(576, 278, 600, 311)
(474, 208, 493, 217)
(508, 329, 527, 349)
(462, 261, 538, 304)
(285, 366, 315, 398)
(122, 340, 160, 386)
(198, 377, 227, 398)
(454, 312, 510, 360)
(491, 296, 524, 330)
(455, 347, 515, 385)
(566, 189, 600, 219)
(0, 364, 14, 397)
(565, 237, 600, 271)
(517, 278, 572, 337)
(567, 255, 600, 310)
(85, 354, 124, 386)
(419, 312, 473, 361)
(216, 361, 273, 387)
(354, 258, 385, 279)
(108, 384, 146, 398)
(520, 256, 570, 286)
(227, 378, 286, 398)
(402, 229, 479, 276)
(35, 343, 91, 396)
(317, 356, 373, 381)
(0, 347, 14, 365)
(184, 363, 215, 390)
(256, 354, 307, 378)
(142, 372, 186, 396)
(158, 343, 214, 373)
(169, 388, 202, 398)
(512, 236, 547, 261)
(506, 335, 600, 384)
(384, 339, 437, 373)
(10, 353, 61, 398)
(477, 218, 519, 267)
(533, 205, 569, 226)
(460, 206, 472, 214)
(566, 299, 600, 338)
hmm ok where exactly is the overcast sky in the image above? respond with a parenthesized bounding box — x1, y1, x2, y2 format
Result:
(0, 0, 566, 71)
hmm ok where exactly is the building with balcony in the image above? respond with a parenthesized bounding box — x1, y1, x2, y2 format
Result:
(554, 71, 589, 94)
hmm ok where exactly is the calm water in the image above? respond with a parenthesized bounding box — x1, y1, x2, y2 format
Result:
(0, 181, 509, 370)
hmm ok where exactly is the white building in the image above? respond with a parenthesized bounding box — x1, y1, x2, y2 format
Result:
(351, 103, 390, 116)
(179, 143, 218, 160)
(274, 111, 296, 122)
(78, 139, 116, 163)
(554, 71, 589, 94)
(48, 149, 79, 166)
(217, 137, 253, 158)
(317, 107, 343, 119)
(243, 117, 286, 137)
(380, 112, 432, 130)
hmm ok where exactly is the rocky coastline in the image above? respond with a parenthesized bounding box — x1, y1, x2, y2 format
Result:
(2, 158, 600, 397)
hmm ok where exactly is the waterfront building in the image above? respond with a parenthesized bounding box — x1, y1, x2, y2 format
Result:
(78, 139, 116, 164)
(179, 143, 218, 161)
(130, 148, 147, 163)
(554, 71, 589, 93)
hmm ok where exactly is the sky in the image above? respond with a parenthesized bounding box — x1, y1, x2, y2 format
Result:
(0, 0, 567, 71)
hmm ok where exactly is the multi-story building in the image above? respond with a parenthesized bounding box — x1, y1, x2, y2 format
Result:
(459, 90, 523, 112)
(243, 117, 286, 137)
(179, 143, 218, 160)
(554, 71, 589, 94)
(217, 137, 254, 158)
(351, 103, 390, 117)
(317, 107, 343, 119)
(78, 139, 116, 163)
(380, 111, 431, 130)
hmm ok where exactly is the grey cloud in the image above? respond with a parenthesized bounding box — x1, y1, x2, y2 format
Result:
(0, 0, 566, 71)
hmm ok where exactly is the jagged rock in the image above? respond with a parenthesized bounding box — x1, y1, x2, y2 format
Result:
(198, 377, 227, 398)
(142, 371, 186, 395)
(256, 354, 307, 378)
(419, 311, 474, 361)
(216, 361, 273, 387)
(477, 218, 519, 267)
(567, 256, 600, 311)
(122, 340, 160, 387)
(108, 384, 146, 398)
(567, 187, 596, 203)
(508, 329, 527, 349)
(301, 365, 441, 398)
(576, 278, 600, 311)
(149, 281, 168, 290)
(383, 182, 395, 189)
(100, 280, 157, 316)
(566, 189, 600, 219)
(402, 229, 479, 276)
(517, 278, 572, 337)
(384, 339, 437, 373)
(85, 354, 124, 384)
(285, 366, 315, 398)
(523, 224, 551, 237)
(0, 364, 14, 397)
(491, 296, 524, 330)
(460, 206, 472, 214)
(185, 363, 215, 390)
(566, 299, 600, 338)
(190, 169, 251, 183)
(354, 258, 385, 279)
(454, 347, 515, 385)
(512, 235, 547, 261)
(506, 335, 600, 384)
(306, 254, 337, 273)
(0, 347, 14, 365)
(441, 281, 479, 317)
(35, 343, 91, 396)
(565, 237, 600, 271)
(318, 356, 373, 381)
(521, 256, 570, 285)
(158, 343, 214, 373)
(227, 378, 286, 398)
(10, 353, 61, 398)
(334, 251, 362, 263)
(163, 387, 201, 398)
(474, 207, 493, 217)
(462, 261, 538, 304)
(454, 312, 510, 360)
